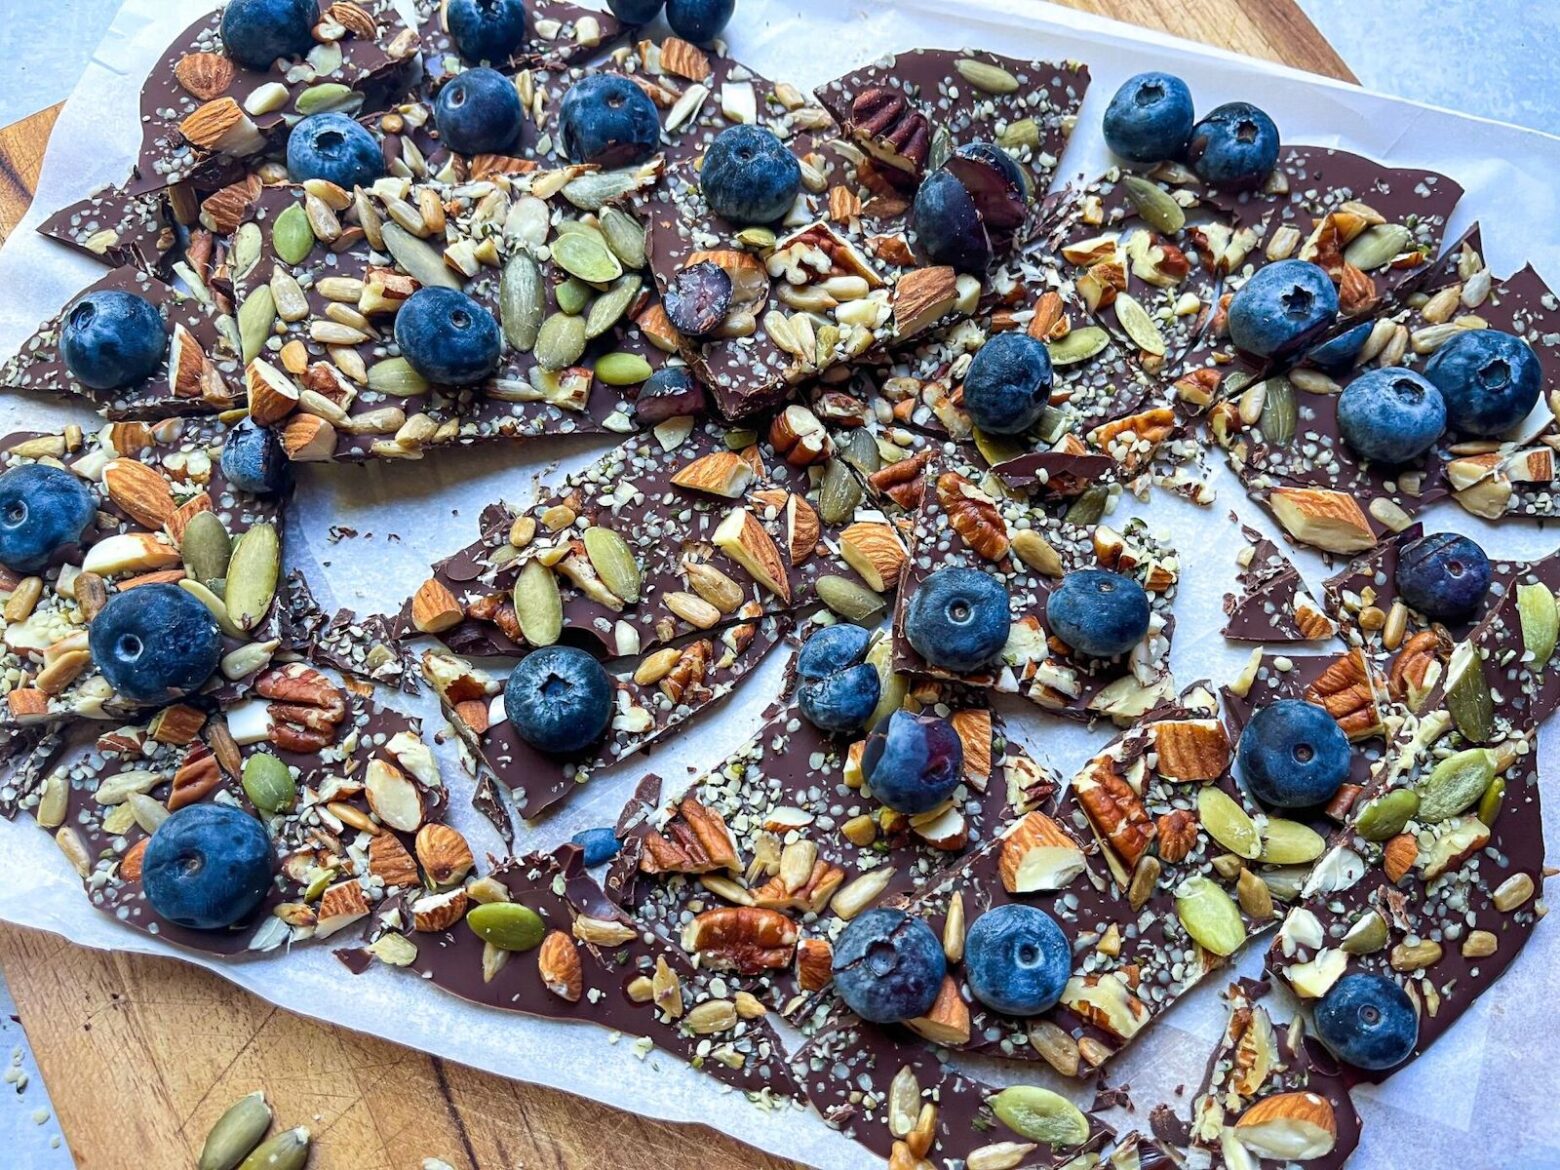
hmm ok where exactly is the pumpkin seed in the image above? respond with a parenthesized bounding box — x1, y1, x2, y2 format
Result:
(582, 528, 641, 603)
(999, 117, 1041, 150)
(553, 231, 622, 284)
(1258, 818, 1325, 865)
(599, 206, 647, 269)
(231, 222, 262, 283)
(1174, 876, 1246, 956)
(989, 1086, 1089, 1148)
(585, 275, 643, 339)
(513, 559, 563, 646)
(237, 287, 276, 364)
(595, 352, 653, 385)
(499, 253, 545, 352)
(839, 428, 880, 476)
(1355, 788, 1419, 841)
(819, 459, 863, 525)
(381, 222, 461, 290)
(466, 901, 545, 950)
(367, 356, 430, 396)
(1445, 642, 1494, 742)
(1063, 485, 1108, 526)
(1478, 776, 1506, 826)
(535, 314, 587, 371)
(1258, 375, 1297, 447)
(562, 165, 658, 210)
(555, 276, 592, 316)
(225, 523, 280, 633)
(181, 510, 232, 586)
(735, 226, 776, 251)
(1517, 582, 1559, 665)
(1198, 786, 1260, 859)
(817, 575, 886, 624)
(1417, 747, 1494, 823)
(295, 82, 354, 115)
(1340, 909, 1389, 955)
(928, 125, 954, 172)
(242, 752, 296, 814)
(1046, 326, 1111, 366)
(1343, 223, 1413, 272)
(865, 634, 906, 730)
(1121, 175, 1185, 235)
(235, 1127, 309, 1170)
(972, 428, 1028, 466)
(199, 1092, 272, 1170)
(180, 578, 248, 639)
(1114, 292, 1166, 356)
(955, 58, 1019, 95)
(271, 203, 315, 266)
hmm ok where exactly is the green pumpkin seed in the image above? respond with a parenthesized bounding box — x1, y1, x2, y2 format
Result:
(1175, 876, 1247, 956)
(839, 428, 880, 476)
(271, 203, 315, 266)
(535, 313, 587, 371)
(1343, 223, 1413, 272)
(972, 428, 1029, 467)
(582, 528, 641, 603)
(1258, 818, 1326, 865)
(735, 226, 776, 251)
(1478, 776, 1506, 826)
(1114, 292, 1166, 356)
(499, 253, 545, 352)
(466, 901, 545, 951)
(1198, 786, 1260, 859)
(553, 231, 623, 284)
(180, 578, 248, 639)
(1445, 643, 1494, 743)
(231, 222, 262, 283)
(817, 576, 886, 624)
(225, 523, 280, 633)
(928, 125, 954, 172)
(237, 287, 276, 364)
(381, 222, 461, 290)
(198, 1091, 272, 1170)
(1258, 375, 1297, 448)
(955, 58, 1019, 95)
(1046, 326, 1111, 366)
(1121, 175, 1185, 235)
(725, 428, 758, 449)
(242, 753, 296, 815)
(366, 932, 418, 967)
(1355, 788, 1419, 841)
(1417, 747, 1494, 823)
(1340, 909, 1389, 955)
(513, 559, 563, 646)
(999, 117, 1041, 150)
(599, 206, 647, 269)
(595, 352, 653, 385)
(586, 275, 643, 339)
(1517, 582, 1559, 665)
(367, 356, 430, 397)
(555, 276, 592, 316)
(561, 166, 658, 210)
(819, 459, 863, 526)
(1063, 485, 1108, 526)
(181, 510, 232, 586)
(865, 635, 905, 729)
(295, 82, 355, 115)
(236, 1128, 309, 1170)
(990, 1086, 1089, 1148)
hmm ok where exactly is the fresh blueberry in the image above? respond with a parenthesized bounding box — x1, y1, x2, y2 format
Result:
(1236, 698, 1351, 809)
(607, 0, 665, 23)
(142, 803, 274, 930)
(860, 710, 964, 815)
(664, 261, 733, 337)
(948, 143, 1030, 232)
(286, 113, 385, 189)
(557, 75, 660, 168)
(89, 584, 223, 705)
(394, 288, 502, 385)
(1422, 328, 1542, 437)
(435, 67, 523, 155)
(59, 290, 167, 391)
(1102, 72, 1195, 164)
(963, 904, 1070, 1016)
(0, 464, 96, 573)
(1395, 532, 1492, 623)
(1313, 971, 1418, 1070)
(1227, 259, 1339, 359)
(665, 0, 735, 44)
(635, 366, 706, 424)
(1046, 569, 1150, 659)
(831, 907, 946, 1023)
(219, 0, 316, 70)
(446, 0, 528, 63)
(904, 566, 1012, 673)
(963, 332, 1054, 435)
(1186, 101, 1280, 189)
(911, 167, 990, 274)
(701, 125, 801, 225)
(220, 417, 293, 496)
(571, 827, 622, 867)
(795, 623, 881, 734)
(504, 645, 613, 756)
(1337, 367, 1446, 465)
(1303, 320, 1372, 373)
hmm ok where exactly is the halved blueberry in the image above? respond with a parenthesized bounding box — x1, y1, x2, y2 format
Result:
(795, 623, 880, 734)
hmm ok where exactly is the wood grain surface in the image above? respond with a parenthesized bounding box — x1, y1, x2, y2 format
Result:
(0, 3, 1354, 1167)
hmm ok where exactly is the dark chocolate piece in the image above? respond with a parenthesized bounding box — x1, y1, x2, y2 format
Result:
(1223, 521, 1339, 642)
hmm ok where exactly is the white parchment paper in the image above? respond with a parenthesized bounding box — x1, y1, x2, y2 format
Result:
(0, 2, 1557, 1166)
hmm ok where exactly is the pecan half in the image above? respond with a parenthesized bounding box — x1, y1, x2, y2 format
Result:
(639, 797, 740, 874)
(1155, 809, 1199, 863)
(848, 86, 931, 178)
(1386, 630, 1445, 711)
(1306, 648, 1387, 738)
(257, 663, 348, 752)
(869, 449, 933, 510)
(681, 906, 798, 974)
(1075, 759, 1156, 867)
(660, 639, 713, 705)
(936, 472, 1009, 560)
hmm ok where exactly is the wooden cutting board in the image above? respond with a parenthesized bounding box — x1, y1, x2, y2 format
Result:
(0, 4, 1352, 1167)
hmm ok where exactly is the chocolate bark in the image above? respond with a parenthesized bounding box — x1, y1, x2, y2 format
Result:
(1223, 521, 1339, 642)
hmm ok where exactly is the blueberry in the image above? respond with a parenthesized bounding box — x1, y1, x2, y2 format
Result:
(701, 125, 801, 225)
(558, 75, 660, 168)
(664, 261, 733, 337)
(571, 827, 622, 866)
(963, 332, 1054, 435)
(635, 366, 706, 424)
(220, 417, 293, 496)
(831, 907, 946, 1023)
(59, 290, 167, 391)
(911, 167, 991, 274)
(1102, 72, 1195, 164)
(963, 904, 1070, 1016)
(1395, 532, 1492, 623)
(795, 623, 881, 734)
(1227, 260, 1339, 359)
(1236, 698, 1351, 809)
(1422, 328, 1542, 437)
(1313, 971, 1418, 1070)
(285, 113, 385, 189)
(607, 0, 665, 22)
(435, 67, 523, 155)
(446, 0, 528, 63)
(948, 143, 1029, 232)
(219, 0, 316, 70)
(1046, 569, 1150, 659)
(394, 287, 502, 385)
(860, 710, 964, 815)
(88, 584, 223, 705)
(1337, 367, 1446, 465)
(142, 803, 274, 930)
(504, 645, 613, 755)
(1303, 320, 1372, 373)
(904, 566, 1011, 673)
(665, 0, 735, 44)
(0, 464, 96, 573)
(1186, 101, 1280, 189)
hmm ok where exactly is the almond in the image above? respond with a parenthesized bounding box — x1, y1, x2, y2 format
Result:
(1383, 833, 1416, 884)
(1268, 487, 1375, 554)
(949, 708, 991, 783)
(415, 823, 475, 887)
(280, 413, 338, 461)
(411, 578, 463, 634)
(246, 358, 302, 424)
(178, 97, 263, 155)
(999, 811, 1086, 893)
(316, 879, 371, 939)
(173, 52, 235, 101)
(660, 36, 711, 81)
(411, 887, 469, 933)
(103, 459, 176, 529)
(892, 265, 958, 338)
(839, 520, 905, 591)
(670, 450, 755, 498)
(367, 832, 420, 888)
(796, 937, 833, 991)
(1235, 1092, 1337, 1160)
(905, 975, 971, 1045)
(538, 930, 584, 1002)
(785, 493, 820, 565)
(768, 405, 831, 466)
(364, 757, 424, 833)
(713, 507, 791, 602)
